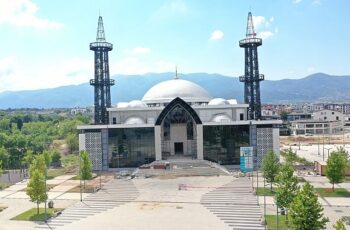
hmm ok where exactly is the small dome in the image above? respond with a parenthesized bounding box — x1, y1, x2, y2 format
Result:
(208, 98, 229, 106)
(117, 102, 129, 108)
(211, 114, 232, 122)
(227, 99, 238, 105)
(124, 116, 145, 125)
(128, 100, 147, 108)
(142, 79, 211, 103)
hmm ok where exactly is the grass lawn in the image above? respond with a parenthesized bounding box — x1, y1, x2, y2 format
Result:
(256, 187, 276, 196)
(0, 182, 11, 190)
(47, 168, 66, 180)
(67, 184, 97, 193)
(315, 188, 350, 197)
(0, 206, 8, 212)
(11, 208, 63, 221)
(265, 215, 288, 230)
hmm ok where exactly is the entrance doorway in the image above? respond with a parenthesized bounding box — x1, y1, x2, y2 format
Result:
(174, 142, 183, 155)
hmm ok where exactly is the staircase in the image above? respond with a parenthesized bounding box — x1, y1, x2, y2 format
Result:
(35, 179, 139, 229)
(134, 160, 230, 178)
(201, 177, 265, 230)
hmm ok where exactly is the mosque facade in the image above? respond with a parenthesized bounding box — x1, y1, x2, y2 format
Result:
(78, 75, 281, 170)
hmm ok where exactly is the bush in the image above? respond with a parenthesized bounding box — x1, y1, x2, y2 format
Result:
(51, 151, 61, 167)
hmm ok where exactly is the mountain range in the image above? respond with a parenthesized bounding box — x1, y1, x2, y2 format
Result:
(0, 72, 349, 109)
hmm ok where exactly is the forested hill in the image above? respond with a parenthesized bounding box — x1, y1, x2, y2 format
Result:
(0, 72, 350, 108)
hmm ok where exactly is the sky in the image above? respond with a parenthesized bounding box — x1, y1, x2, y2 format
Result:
(0, 0, 349, 92)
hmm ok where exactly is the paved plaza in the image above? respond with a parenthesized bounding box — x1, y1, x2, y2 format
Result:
(2, 168, 350, 229)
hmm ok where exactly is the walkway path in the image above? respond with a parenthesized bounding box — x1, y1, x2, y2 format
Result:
(201, 177, 265, 230)
(36, 179, 139, 229)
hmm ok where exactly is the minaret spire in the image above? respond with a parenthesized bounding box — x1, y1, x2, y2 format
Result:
(246, 12, 256, 38)
(96, 16, 106, 41)
(239, 11, 264, 120)
(90, 16, 115, 124)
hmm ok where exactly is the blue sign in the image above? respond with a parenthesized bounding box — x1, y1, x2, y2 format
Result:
(240, 147, 254, 172)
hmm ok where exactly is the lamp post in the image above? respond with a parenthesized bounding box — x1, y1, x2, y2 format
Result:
(324, 147, 332, 159)
(44, 166, 47, 222)
(79, 153, 82, 202)
(263, 175, 266, 229)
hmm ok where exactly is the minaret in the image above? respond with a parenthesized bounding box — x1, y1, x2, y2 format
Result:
(90, 16, 114, 124)
(239, 12, 265, 120)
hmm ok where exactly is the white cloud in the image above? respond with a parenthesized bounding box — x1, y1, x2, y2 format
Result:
(252, 16, 266, 29)
(251, 15, 276, 40)
(307, 66, 315, 72)
(210, 30, 224, 40)
(293, 0, 303, 3)
(0, 56, 92, 92)
(132, 47, 151, 54)
(258, 31, 274, 40)
(0, 0, 63, 29)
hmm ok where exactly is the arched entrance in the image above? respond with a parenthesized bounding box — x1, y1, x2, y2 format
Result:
(155, 97, 203, 160)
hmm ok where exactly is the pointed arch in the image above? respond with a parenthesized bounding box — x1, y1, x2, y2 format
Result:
(155, 97, 202, 126)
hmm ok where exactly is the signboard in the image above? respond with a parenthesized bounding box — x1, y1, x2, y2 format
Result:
(240, 147, 254, 172)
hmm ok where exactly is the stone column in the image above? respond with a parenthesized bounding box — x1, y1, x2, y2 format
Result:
(155, 126, 162, 161)
(196, 124, 203, 160)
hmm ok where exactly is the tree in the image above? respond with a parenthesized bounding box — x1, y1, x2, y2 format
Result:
(0, 147, 9, 168)
(51, 150, 61, 167)
(23, 150, 35, 168)
(65, 134, 79, 154)
(26, 169, 47, 214)
(283, 148, 298, 165)
(0, 160, 3, 176)
(261, 150, 280, 189)
(80, 150, 92, 188)
(29, 154, 46, 176)
(333, 219, 346, 230)
(275, 163, 299, 221)
(326, 151, 347, 191)
(288, 182, 329, 230)
(43, 150, 52, 168)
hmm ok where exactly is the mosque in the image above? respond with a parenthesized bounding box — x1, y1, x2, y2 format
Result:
(78, 14, 281, 171)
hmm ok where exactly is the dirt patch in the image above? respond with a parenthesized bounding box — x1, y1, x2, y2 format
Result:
(138, 203, 177, 210)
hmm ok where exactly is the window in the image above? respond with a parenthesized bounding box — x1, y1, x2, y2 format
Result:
(332, 112, 334, 115)
(336, 116, 339, 120)
(324, 117, 327, 120)
(240, 113, 244, 121)
(112, 117, 117, 124)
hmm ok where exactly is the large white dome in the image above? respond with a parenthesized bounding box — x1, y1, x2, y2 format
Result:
(142, 79, 211, 103)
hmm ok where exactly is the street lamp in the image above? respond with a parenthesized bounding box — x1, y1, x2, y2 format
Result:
(324, 147, 332, 159)
(79, 153, 82, 202)
(44, 166, 47, 222)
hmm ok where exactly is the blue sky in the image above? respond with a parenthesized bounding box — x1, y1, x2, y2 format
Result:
(0, 0, 349, 92)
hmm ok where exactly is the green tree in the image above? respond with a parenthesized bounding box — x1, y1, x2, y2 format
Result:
(23, 150, 35, 168)
(0, 147, 9, 168)
(29, 154, 46, 176)
(51, 150, 61, 167)
(289, 182, 328, 230)
(0, 160, 3, 176)
(262, 150, 280, 189)
(326, 151, 347, 191)
(26, 169, 47, 214)
(333, 219, 346, 230)
(275, 163, 299, 221)
(283, 148, 298, 165)
(65, 134, 79, 154)
(80, 150, 92, 188)
(43, 150, 52, 168)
